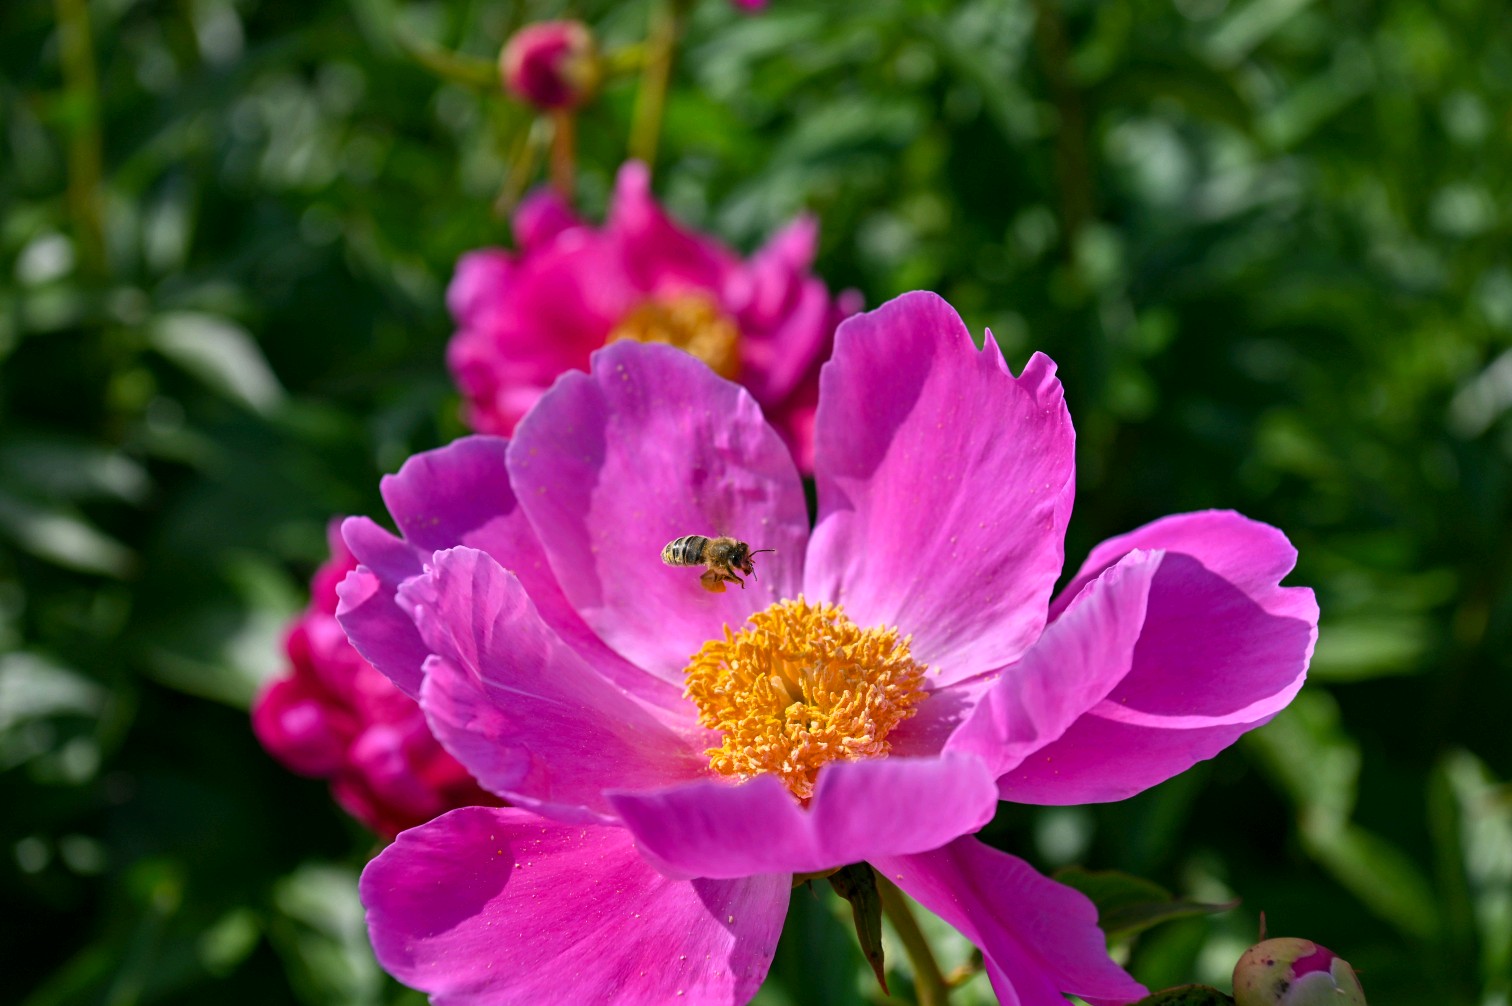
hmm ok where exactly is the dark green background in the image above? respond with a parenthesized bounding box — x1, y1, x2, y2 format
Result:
(4, 0, 1508, 1003)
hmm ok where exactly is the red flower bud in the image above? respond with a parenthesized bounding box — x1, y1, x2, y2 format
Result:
(500, 20, 600, 111)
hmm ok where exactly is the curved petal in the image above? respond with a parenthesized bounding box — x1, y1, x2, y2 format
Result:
(738, 275, 833, 407)
(944, 549, 1160, 776)
(448, 239, 634, 436)
(805, 292, 1075, 686)
(1002, 512, 1318, 804)
(1051, 510, 1313, 626)
(406, 548, 709, 823)
(727, 214, 830, 404)
(251, 675, 347, 776)
(509, 340, 809, 680)
(336, 563, 429, 699)
(873, 837, 1146, 1006)
(607, 161, 734, 295)
(512, 186, 581, 251)
(362, 806, 789, 1006)
(446, 249, 514, 327)
(764, 366, 822, 475)
(338, 437, 680, 708)
(389, 436, 683, 708)
(608, 754, 998, 880)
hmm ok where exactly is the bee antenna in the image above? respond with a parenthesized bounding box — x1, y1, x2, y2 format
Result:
(749, 548, 776, 557)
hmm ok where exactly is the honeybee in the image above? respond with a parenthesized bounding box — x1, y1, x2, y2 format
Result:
(661, 535, 775, 593)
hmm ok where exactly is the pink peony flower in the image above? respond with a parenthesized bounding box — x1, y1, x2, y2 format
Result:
(499, 20, 600, 111)
(252, 522, 498, 838)
(446, 161, 860, 472)
(340, 292, 1318, 1004)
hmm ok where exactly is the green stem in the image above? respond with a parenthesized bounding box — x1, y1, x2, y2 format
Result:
(397, 33, 500, 90)
(549, 110, 576, 203)
(628, 0, 689, 171)
(877, 875, 951, 1006)
(52, 0, 107, 278)
(1030, 0, 1094, 265)
(493, 117, 549, 217)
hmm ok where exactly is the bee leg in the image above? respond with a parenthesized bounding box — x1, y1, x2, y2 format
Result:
(699, 569, 728, 593)
(728, 572, 747, 589)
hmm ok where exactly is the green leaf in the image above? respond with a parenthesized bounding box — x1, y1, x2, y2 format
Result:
(1248, 693, 1441, 938)
(1054, 867, 1238, 940)
(1433, 750, 1512, 998)
(0, 490, 135, 577)
(270, 864, 384, 1006)
(1130, 986, 1234, 1006)
(149, 312, 285, 414)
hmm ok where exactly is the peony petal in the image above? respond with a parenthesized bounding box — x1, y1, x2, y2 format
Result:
(740, 278, 833, 407)
(1051, 509, 1313, 625)
(340, 437, 680, 708)
(446, 249, 514, 327)
(873, 837, 1147, 1006)
(251, 675, 347, 775)
(608, 753, 999, 880)
(1001, 511, 1318, 804)
(385, 435, 680, 707)
(336, 563, 429, 699)
(884, 672, 997, 761)
(509, 340, 809, 680)
(945, 549, 1160, 776)
(362, 806, 789, 1006)
(448, 240, 635, 436)
(608, 161, 734, 295)
(760, 366, 818, 474)
(805, 292, 1076, 686)
(405, 548, 709, 822)
(727, 214, 834, 406)
(512, 186, 581, 251)
(740, 216, 819, 329)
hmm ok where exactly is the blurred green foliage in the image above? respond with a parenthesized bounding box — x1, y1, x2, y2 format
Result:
(3, 0, 1510, 1003)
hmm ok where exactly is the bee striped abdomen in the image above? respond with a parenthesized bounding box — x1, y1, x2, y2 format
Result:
(662, 535, 710, 567)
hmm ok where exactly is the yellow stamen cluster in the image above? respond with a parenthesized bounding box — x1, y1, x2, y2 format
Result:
(605, 293, 742, 380)
(682, 597, 928, 801)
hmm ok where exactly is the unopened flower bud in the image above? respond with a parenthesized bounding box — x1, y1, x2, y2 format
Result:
(1233, 938, 1368, 1006)
(500, 20, 600, 110)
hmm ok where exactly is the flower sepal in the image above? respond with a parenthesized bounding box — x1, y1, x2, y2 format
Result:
(827, 863, 888, 994)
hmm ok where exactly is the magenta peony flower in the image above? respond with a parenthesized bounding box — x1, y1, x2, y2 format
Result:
(446, 161, 859, 472)
(730, 0, 768, 10)
(252, 522, 498, 838)
(340, 291, 1317, 1003)
(499, 20, 600, 111)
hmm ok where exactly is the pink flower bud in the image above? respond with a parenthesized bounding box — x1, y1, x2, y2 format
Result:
(499, 20, 600, 111)
(1233, 938, 1368, 1006)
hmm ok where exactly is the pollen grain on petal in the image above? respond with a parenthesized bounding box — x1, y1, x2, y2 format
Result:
(681, 597, 928, 800)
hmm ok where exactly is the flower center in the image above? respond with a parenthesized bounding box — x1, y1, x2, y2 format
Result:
(682, 597, 928, 801)
(605, 292, 741, 380)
